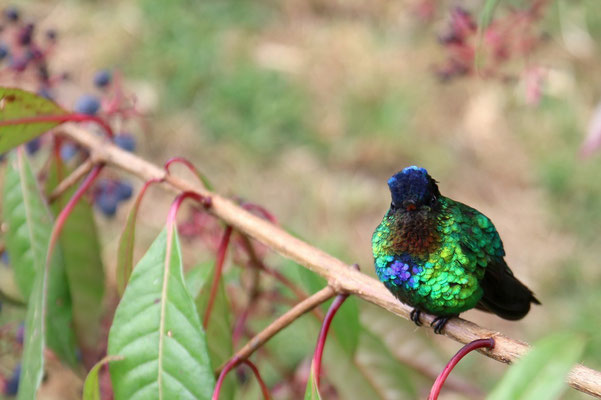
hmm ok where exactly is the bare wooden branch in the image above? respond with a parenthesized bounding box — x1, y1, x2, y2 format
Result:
(48, 158, 94, 202)
(57, 124, 601, 398)
(216, 285, 336, 375)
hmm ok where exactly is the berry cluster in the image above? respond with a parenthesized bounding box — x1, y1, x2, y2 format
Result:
(93, 178, 133, 217)
(436, 1, 549, 83)
(0, 6, 62, 97)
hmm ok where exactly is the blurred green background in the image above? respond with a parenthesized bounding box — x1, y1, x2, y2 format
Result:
(9, 0, 601, 398)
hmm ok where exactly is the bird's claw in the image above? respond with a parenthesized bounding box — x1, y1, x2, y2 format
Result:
(431, 316, 451, 334)
(410, 309, 423, 326)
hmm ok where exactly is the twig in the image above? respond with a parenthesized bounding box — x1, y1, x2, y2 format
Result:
(56, 123, 601, 398)
(48, 158, 94, 202)
(216, 286, 336, 375)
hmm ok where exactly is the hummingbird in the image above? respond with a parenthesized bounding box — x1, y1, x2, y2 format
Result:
(372, 166, 540, 333)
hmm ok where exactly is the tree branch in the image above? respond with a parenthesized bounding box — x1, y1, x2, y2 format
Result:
(56, 123, 601, 398)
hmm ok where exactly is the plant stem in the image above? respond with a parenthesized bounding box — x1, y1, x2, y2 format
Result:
(216, 286, 336, 375)
(428, 338, 495, 400)
(312, 293, 349, 389)
(213, 356, 270, 400)
(203, 226, 233, 329)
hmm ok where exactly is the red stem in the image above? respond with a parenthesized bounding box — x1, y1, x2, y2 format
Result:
(203, 226, 233, 328)
(0, 113, 114, 138)
(240, 202, 278, 225)
(213, 356, 270, 400)
(312, 293, 349, 389)
(428, 338, 495, 400)
(164, 157, 213, 190)
(47, 164, 104, 259)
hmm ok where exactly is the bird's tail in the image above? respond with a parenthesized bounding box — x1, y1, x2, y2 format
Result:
(476, 260, 540, 320)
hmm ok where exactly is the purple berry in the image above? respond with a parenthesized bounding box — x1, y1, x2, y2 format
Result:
(37, 86, 54, 100)
(0, 43, 8, 60)
(3, 7, 19, 23)
(93, 69, 112, 88)
(17, 23, 34, 46)
(96, 192, 118, 217)
(113, 133, 136, 152)
(45, 29, 57, 41)
(74, 94, 101, 115)
(16, 323, 24, 345)
(26, 138, 41, 155)
(115, 181, 133, 202)
(4, 364, 20, 395)
(60, 143, 77, 161)
(1, 251, 8, 264)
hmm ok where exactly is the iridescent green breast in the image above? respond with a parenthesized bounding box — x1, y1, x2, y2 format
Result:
(372, 198, 505, 316)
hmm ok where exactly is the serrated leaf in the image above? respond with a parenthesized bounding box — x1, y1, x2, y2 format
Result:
(488, 333, 586, 400)
(355, 329, 418, 399)
(47, 158, 105, 357)
(0, 87, 68, 153)
(3, 149, 76, 373)
(304, 367, 322, 400)
(108, 228, 215, 400)
(194, 263, 235, 400)
(83, 355, 124, 400)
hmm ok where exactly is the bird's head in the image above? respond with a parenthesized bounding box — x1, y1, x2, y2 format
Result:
(387, 166, 441, 212)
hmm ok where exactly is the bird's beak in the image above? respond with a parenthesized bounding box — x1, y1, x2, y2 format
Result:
(402, 199, 417, 211)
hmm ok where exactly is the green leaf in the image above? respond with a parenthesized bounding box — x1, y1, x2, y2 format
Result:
(47, 159, 105, 355)
(488, 333, 586, 400)
(83, 355, 124, 400)
(355, 329, 418, 399)
(116, 182, 153, 296)
(185, 264, 211, 299)
(304, 367, 322, 400)
(4, 149, 77, 371)
(194, 263, 235, 400)
(17, 250, 49, 400)
(3, 150, 53, 298)
(0, 87, 68, 153)
(108, 228, 215, 400)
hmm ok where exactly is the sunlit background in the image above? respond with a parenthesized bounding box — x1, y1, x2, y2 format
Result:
(3, 0, 601, 398)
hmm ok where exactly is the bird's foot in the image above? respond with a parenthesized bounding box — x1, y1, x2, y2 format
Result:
(410, 309, 423, 327)
(430, 316, 454, 334)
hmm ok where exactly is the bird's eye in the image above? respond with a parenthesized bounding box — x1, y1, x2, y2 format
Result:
(390, 202, 398, 210)
(429, 196, 437, 206)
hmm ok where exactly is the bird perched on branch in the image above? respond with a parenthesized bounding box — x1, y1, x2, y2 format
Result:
(372, 166, 540, 333)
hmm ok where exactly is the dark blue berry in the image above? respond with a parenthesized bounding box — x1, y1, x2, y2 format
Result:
(1, 251, 9, 265)
(96, 192, 118, 217)
(3, 7, 19, 23)
(18, 23, 34, 46)
(74, 94, 101, 115)
(60, 143, 77, 161)
(5, 364, 20, 395)
(16, 323, 24, 345)
(45, 29, 57, 41)
(0, 43, 8, 60)
(37, 86, 54, 100)
(113, 133, 136, 152)
(26, 138, 41, 155)
(115, 181, 133, 202)
(93, 69, 112, 88)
